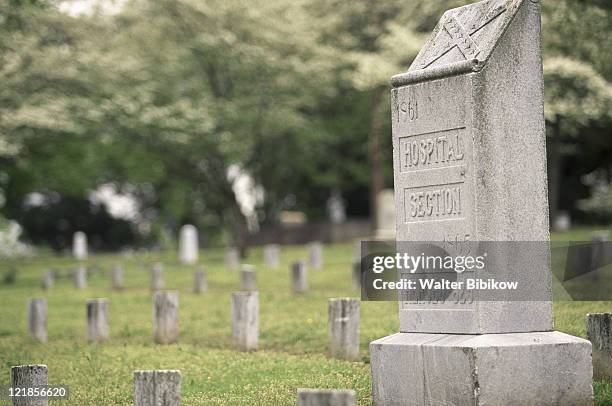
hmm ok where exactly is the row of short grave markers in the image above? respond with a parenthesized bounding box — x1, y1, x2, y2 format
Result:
(28, 300, 612, 381)
(20, 312, 612, 405)
(13, 306, 612, 405)
(9, 364, 357, 405)
(48, 241, 327, 291)
(30, 284, 612, 380)
(74, 227, 323, 272)
(57, 228, 612, 294)
(72, 226, 201, 264)
(46, 229, 612, 293)
(41, 258, 346, 295)
(28, 291, 361, 360)
(225, 242, 322, 271)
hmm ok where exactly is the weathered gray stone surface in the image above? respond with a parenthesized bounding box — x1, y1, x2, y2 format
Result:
(41, 270, 53, 290)
(73, 266, 87, 289)
(374, 189, 396, 239)
(370, 1, 593, 404)
(193, 268, 207, 294)
(308, 242, 323, 271)
(153, 291, 179, 344)
(264, 244, 280, 269)
(371, 331, 593, 405)
(111, 264, 123, 290)
(87, 298, 109, 342)
(225, 247, 240, 272)
(151, 263, 165, 291)
(178, 224, 198, 265)
(291, 261, 308, 293)
(587, 313, 612, 380)
(328, 298, 360, 361)
(391, 0, 552, 334)
(297, 389, 356, 406)
(231, 291, 258, 351)
(11, 365, 48, 406)
(240, 265, 257, 291)
(28, 298, 47, 343)
(72, 231, 87, 261)
(134, 370, 181, 406)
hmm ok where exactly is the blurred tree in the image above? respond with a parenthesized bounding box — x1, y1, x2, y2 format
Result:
(0, 0, 139, 248)
(308, 0, 424, 227)
(0, 0, 610, 251)
(102, 0, 342, 249)
(541, 0, 612, 222)
(2, 0, 342, 250)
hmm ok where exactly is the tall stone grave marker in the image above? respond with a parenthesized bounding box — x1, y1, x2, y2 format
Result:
(111, 264, 124, 290)
(374, 189, 396, 239)
(351, 261, 361, 291)
(587, 313, 612, 380)
(591, 231, 611, 275)
(151, 263, 165, 291)
(225, 247, 240, 272)
(308, 242, 323, 271)
(134, 370, 181, 406)
(291, 261, 308, 293)
(42, 270, 54, 290)
(369, 1, 592, 404)
(352, 240, 362, 291)
(72, 231, 88, 261)
(73, 265, 87, 289)
(178, 224, 198, 265)
(328, 298, 360, 361)
(327, 190, 346, 224)
(552, 210, 571, 232)
(263, 244, 281, 269)
(352, 240, 361, 263)
(240, 265, 257, 291)
(28, 298, 47, 343)
(193, 268, 208, 294)
(11, 365, 48, 406)
(297, 389, 356, 406)
(86, 298, 109, 342)
(231, 291, 259, 351)
(153, 291, 179, 344)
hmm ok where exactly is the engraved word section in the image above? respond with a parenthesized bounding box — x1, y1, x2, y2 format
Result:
(404, 182, 464, 223)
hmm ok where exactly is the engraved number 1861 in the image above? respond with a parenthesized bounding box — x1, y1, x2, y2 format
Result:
(397, 99, 419, 122)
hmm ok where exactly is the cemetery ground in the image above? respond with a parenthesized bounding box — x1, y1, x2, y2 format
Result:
(0, 229, 611, 405)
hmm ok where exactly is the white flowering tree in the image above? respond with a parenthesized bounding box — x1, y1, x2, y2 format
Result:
(0, 219, 33, 258)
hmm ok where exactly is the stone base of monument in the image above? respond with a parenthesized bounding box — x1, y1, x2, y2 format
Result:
(370, 331, 592, 406)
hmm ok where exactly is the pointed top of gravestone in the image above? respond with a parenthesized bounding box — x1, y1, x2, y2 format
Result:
(412, 0, 525, 70)
(393, 0, 531, 86)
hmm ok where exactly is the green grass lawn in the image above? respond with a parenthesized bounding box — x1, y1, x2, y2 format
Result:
(0, 230, 611, 405)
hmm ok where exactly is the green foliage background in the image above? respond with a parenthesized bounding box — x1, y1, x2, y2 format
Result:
(0, 0, 610, 246)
